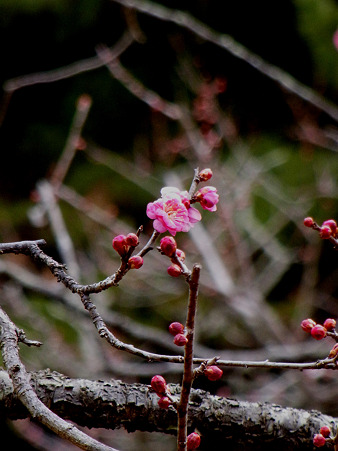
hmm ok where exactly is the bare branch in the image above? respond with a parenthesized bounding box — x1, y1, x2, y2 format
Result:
(111, 0, 338, 122)
(3, 33, 134, 94)
(177, 264, 201, 450)
(1, 369, 337, 449)
(96, 44, 182, 120)
(1, 239, 337, 371)
(0, 307, 119, 451)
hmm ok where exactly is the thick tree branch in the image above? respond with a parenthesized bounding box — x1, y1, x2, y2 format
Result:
(0, 369, 336, 450)
(0, 307, 118, 451)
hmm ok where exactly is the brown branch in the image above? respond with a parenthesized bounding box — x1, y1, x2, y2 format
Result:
(95, 44, 182, 120)
(111, 0, 338, 122)
(177, 264, 201, 451)
(1, 369, 337, 450)
(3, 33, 133, 94)
(49, 94, 92, 190)
(0, 32, 134, 127)
(0, 307, 118, 451)
(1, 239, 338, 370)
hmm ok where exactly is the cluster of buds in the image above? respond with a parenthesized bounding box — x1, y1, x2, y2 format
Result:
(169, 321, 188, 347)
(191, 169, 219, 212)
(204, 365, 223, 381)
(112, 233, 143, 269)
(193, 186, 219, 212)
(313, 426, 332, 447)
(159, 236, 186, 278)
(304, 217, 337, 240)
(150, 375, 172, 409)
(301, 318, 336, 341)
(187, 432, 201, 450)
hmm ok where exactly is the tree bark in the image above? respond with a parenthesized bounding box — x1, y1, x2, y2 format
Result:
(0, 369, 336, 450)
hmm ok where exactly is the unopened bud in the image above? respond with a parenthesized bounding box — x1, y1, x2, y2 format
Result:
(167, 264, 182, 277)
(112, 235, 128, 256)
(128, 256, 144, 269)
(187, 432, 201, 450)
(300, 318, 316, 333)
(151, 375, 167, 396)
(313, 433, 326, 447)
(323, 318, 336, 331)
(311, 325, 327, 340)
(199, 168, 213, 182)
(320, 225, 332, 239)
(173, 333, 188, 347)
(169, 322, 184, 336)
(319, 426, 331, 438)
(322, 219, 337, 236)
(204, 365, 223, 381)
(160, 236, 177, 257)
(125, 233, 139, 246)
(329, 343, 338, 358)
(303, 217, 314, 228)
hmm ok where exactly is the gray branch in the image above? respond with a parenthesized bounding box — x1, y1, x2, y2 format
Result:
(0, 369, 336, 450)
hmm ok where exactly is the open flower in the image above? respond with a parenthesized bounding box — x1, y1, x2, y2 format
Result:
(194, 186, 219, 211)
(147, 187, 201, 235)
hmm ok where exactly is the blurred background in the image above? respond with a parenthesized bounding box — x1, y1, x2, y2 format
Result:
(0, 0, 337, 449)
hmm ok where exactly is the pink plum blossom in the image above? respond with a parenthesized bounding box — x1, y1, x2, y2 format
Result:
(147, 187, 201, 235)
(195, 186, 219, 211)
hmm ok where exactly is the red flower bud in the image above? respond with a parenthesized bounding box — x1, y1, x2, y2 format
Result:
(320, 225, 332, 239)
(323, 318, 336, 331)
(160, 236, 177, 257)
(158, 396, 171, 409)
(128, 256, 144, 269)
(167, 264, 182, 277)
(199, 168, 213, 182)
(303, 217, 314, 227)
(125, 233, 139, 246)
(169, 322, 184, 336)
(311, 325, 327, 340)
(313, 434, 326, 447)
(319, 426, 331, 438)
(300, 318, 316, 333)
(204, 365, 223, 381)
(151, 375, 167, 396)
(322, 219, 337, 236)
(195, 186, 219, 211)
(187, 432, 201, 450)
(112, 235, 128, 256)
(173, 333, 188, 347)
(329, 343, 338, 358)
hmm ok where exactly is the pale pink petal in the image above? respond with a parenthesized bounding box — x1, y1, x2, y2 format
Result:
(153, 219, 167, 233)
(188, 207, 202, 223)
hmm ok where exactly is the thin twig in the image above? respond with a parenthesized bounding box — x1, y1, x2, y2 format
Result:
(177, 264, 201, 451)
(0, 32, 134, 126)
(111, 0, 338, 122)
(1, 239, 338, 371)
(3, 33, 134, 93)
(49, 95, 92, 190)
(37, 180, 81, 280)
(96, 44, 182, 120)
